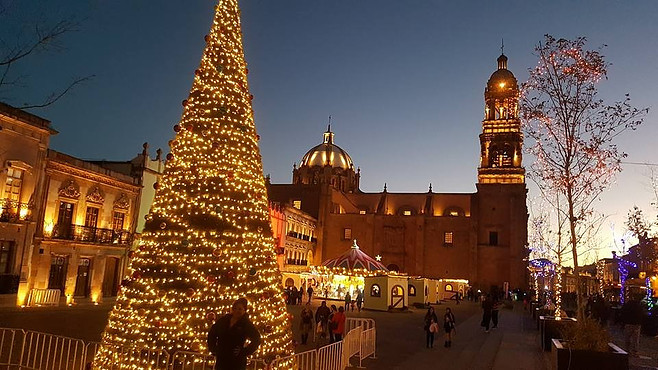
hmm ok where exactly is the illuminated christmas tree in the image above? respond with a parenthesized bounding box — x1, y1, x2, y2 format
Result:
(93, 0, 294, 367)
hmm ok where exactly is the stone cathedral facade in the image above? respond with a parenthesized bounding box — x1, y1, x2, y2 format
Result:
(268, 54, 529, 291)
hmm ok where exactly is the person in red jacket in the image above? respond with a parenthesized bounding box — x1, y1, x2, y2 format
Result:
(330, 306, 347, 342)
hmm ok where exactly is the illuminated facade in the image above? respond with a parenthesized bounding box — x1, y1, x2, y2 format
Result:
(0, 103, 56, 297)
(24, 150, 141, 305)
(268, 54, 529, 291)
(269, 201, 317, 273)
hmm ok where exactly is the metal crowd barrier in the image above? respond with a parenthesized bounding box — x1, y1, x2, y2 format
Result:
(359, 327, 376, 367)
(345, 318, 375, 332)
(1, 322, 377, 370)
(27, 288, 61, 306)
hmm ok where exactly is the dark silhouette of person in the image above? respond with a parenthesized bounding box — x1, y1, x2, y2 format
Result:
(208, 298, 261, 370)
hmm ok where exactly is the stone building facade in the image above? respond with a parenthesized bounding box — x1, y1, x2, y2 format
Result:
(0, 103, 56, 295)
(269, 201, 317, 273)
(22, 150, 141, 305)
(268, 54, 529, 292)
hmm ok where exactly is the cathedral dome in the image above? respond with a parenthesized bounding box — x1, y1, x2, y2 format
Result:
(300, 127, 354, 170)
(486, 54, 519, 97)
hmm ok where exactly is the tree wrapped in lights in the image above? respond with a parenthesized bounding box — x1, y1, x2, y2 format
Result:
(93, 0, 294, 368)
(521, 35, 647, 319)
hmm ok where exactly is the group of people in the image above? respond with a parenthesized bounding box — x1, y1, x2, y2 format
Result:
(343, 289, 365, 312)
(424, 306, 456, 348)
(480, 294, 501, 332)
(285, 285, 314, 305)
(305, 301, 347, 343)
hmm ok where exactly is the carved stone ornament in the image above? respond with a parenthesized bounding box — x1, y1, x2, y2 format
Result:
(114, 193, 130, 210)
(86, 186, 105, 204)
(58, 180, 81, 199)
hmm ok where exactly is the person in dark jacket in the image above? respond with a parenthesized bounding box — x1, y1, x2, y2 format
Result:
(424, 307, 438, 348)
(208, 298, 261, 370)
(481, 295, 493, 333)
(315, 301, 331, 341)
(620, 299, 645, 354)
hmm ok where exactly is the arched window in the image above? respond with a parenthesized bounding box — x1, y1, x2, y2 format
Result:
(370, 284, 381, 297)
(408, 284, 416, 297)
(445, 284, 454, 292)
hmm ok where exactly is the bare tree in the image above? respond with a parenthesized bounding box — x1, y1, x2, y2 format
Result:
(521, 35, 647, 319)
(0, 1, 92, 108)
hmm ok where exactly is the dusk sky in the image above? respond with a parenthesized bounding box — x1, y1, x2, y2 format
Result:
(4, 0, 658, 261)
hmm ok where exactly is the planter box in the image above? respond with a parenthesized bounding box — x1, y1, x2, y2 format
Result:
(539, 316, 577, 351)
(535, 309, 552, 330)
(551, 339, 628, 370)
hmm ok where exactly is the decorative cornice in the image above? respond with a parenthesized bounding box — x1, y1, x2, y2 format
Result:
(58, 180, 81, 199)
(86, 186, 105, 204)
(47, 161, 140, 193)
(113, 193, 130, 210)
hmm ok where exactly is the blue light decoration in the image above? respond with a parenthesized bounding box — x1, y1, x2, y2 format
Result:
(646, 277, 654, 316)
(613, 252, 637, 305)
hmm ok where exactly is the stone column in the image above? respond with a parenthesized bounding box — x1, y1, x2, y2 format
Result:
(90, 254, 107, 303)
(64, 252, 79, 304)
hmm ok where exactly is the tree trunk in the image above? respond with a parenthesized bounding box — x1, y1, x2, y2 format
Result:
(566, 186, 584, 320)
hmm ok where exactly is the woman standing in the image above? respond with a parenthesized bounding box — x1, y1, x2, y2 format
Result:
(331, 306, 347, 341)
(424, 307, 438, 348)
(444, 307, 456, 347)
(207, 298, 261, 370)
(300, 303, 314, 345)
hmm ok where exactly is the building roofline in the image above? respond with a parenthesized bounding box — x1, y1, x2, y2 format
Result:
(0, 101, 58, 134)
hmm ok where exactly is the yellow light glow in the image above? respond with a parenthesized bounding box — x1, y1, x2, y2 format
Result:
(43, 221, 54, 236)
(93, 0, 294, 368)
(499, 82, 506, 88)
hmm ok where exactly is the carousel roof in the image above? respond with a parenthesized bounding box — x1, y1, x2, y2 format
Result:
(322, 240, 389, 272)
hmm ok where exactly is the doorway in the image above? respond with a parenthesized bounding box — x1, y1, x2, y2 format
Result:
(390, 285, 405, 308)
(57, 202, 74, 238)
(48, 256, 68, 292)
(74, 258, 91, 297)
(102, 258, 120, 297)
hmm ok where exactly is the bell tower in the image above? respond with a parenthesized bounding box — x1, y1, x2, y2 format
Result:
(478, 53, 525, 184)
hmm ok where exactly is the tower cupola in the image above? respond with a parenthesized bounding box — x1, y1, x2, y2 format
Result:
(478, 52, 525, 184)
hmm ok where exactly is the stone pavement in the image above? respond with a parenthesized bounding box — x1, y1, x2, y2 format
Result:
(357, 301, 548, 370)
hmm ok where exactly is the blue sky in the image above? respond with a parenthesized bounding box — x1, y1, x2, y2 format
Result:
(4, 0, 658, 261)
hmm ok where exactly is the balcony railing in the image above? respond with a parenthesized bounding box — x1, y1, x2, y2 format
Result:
(51, 224, 132, 245)
(286, 231, 317, 243)
(286, 258, 308, 266)
(0, 199, 31, 223)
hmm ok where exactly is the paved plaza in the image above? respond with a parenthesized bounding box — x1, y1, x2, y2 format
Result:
(0, 296, 657, 369)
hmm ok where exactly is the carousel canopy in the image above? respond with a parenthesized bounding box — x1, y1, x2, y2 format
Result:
(322, 240, 389, 272)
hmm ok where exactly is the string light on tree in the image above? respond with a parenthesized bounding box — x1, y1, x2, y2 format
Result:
(93, 0, 294, 368)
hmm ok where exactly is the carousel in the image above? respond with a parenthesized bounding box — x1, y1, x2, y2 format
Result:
(307, 240, 389, 301)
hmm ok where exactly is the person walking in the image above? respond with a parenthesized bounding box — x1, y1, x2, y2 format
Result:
(356, 289, 364, 312)
(299, 303, 314, 345)
(621, 298, 645, 355)
(307, 285, 314, 304)
(315, 301, 331, 342)
(331, 306, 347, 342)
(481, 295, 493, 333)
(207, 298, 261, 370)
(491, 298, 500, 329)
(443, 307, 456, 347)
(328, 305, 338, 343)
(424, 307, 439, 348)
(344, 291, 352, 311)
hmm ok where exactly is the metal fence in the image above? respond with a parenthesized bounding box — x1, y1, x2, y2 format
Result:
(359, 327, 376, 367)
(345, 317, 375, 332)
(26, 288, 61, 306)
(1, 322, 377, 370)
